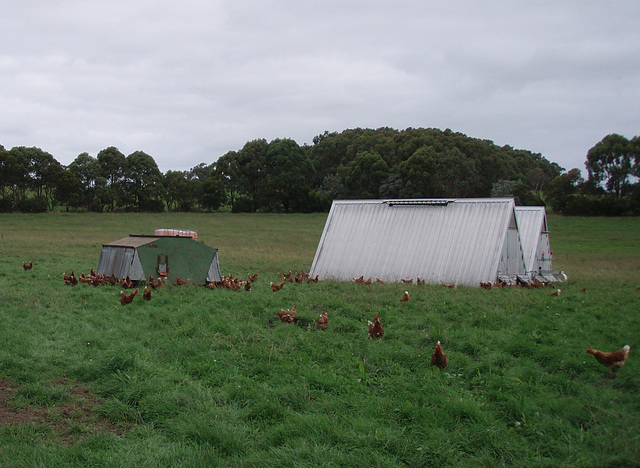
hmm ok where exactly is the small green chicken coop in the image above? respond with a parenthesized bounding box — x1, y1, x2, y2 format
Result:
(96, 229, 221, 285)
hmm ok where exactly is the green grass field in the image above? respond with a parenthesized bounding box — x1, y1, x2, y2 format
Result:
(0, 213, 639, 466)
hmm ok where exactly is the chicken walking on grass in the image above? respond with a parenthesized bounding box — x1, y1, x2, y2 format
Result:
(143, 286, 152, 301)
(586, 345, 630, 376)
(400, 291, 410, 302)
(23, 260, 33, 270)
(120, 289, 139, 305)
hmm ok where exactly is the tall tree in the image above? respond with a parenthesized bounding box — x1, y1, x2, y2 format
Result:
(586, 134, 637, 197)
(342, 151, 390, 198)
(124, 151, 165, 211)
(265, 138, 315, 212)
(68, 152, 102, 211)
(235, 139, 269, 212)
(97, 146, 126, 211)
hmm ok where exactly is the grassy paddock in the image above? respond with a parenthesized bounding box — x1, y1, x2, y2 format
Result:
(0, 213, 639, 466)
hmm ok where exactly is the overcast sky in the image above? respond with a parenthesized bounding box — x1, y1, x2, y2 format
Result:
(1, 1, 638, 175)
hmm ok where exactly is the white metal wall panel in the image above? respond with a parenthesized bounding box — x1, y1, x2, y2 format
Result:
(515, 207, 553, 274)
(309, 198, 526, 286)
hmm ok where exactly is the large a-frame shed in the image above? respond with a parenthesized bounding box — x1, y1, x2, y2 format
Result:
(96, 234, 221, 285)
(309, 198, 527, 286)
(514, 206, 560, 281)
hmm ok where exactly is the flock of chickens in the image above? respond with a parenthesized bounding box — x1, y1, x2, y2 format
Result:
(22, 260, 633, 376)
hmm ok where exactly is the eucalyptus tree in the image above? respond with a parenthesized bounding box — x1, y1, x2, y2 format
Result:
(586, 134, 638, 197)
(265, 138, 315, 212)
(97, 146, 126, 211)
(124, 151, 165, 211)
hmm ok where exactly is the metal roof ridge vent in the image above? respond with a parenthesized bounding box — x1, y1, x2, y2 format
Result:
(384, 199, 454, 207)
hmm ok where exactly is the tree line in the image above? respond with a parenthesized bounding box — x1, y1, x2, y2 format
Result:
(0, 128, 637, 215)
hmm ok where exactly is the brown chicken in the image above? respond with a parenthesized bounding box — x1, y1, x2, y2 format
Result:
(176, 277, 187, 286)
(480, 282, 492, 290)
(400, 291, 410, 302)
(549, 289, 561, 297)
(368, 314, 384, 338)
(63, 271, 78, 285)
(270, 281, 286, 292)
(23, 260, 33, 270)
(586, 345, 630, 374)
(431, 341, 448, 370)
(316, 311, 328, 330)
(120, 275, 133, 289)
(143, 286, 152, 301)
(277, 304, 298, 324)
(120, 289, 139, 305)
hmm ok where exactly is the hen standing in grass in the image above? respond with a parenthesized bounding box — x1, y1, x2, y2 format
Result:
(316, 311, 328, 330)
(143, 286, 152, 301)
(23, 260, 33, 270)
(431, 341, 448, 370)
(120, 289, 139, 305)
(586, 345, 630, 375)
(368, 314, 384, 338)
(400, 291, 410, 302)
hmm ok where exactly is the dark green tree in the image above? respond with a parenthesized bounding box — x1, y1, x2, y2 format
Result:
(69, 152, 102, 211)
(97, 146, 126, 210)
(545, 168, 584, 213)
(342, 151, 390, 198)
(265, 138, 315, 212)
(586, 134, 638, 197)
(124, 151, 165, 211)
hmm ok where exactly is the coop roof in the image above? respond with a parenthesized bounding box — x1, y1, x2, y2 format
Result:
(103, 236, 161, 248)
(309, 198, 525, 286)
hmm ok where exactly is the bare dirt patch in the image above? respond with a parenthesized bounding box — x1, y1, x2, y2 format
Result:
(0, 377, 125, 445)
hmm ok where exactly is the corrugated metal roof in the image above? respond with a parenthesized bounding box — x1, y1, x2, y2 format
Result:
(103, 236, 161, 248)
(309, 198, 525, 286)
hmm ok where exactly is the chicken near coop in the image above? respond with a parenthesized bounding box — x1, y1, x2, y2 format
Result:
(143, 286, 152, 301)
(368, 314, 384, 338)
(176, 277, 187, 286)
(63, 271, 78, 286)
(549, 289, 561, 297)
(120, 289, 139, 305)
(400, 291, 410, 302)
(270, 281, 286, 292)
